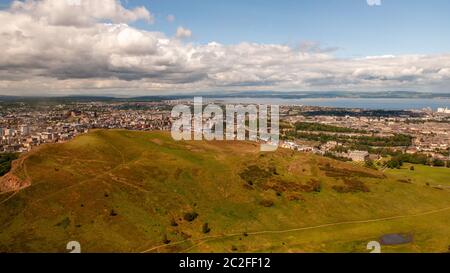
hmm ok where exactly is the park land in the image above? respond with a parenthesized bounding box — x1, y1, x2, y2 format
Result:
(1, 130, 450, 253)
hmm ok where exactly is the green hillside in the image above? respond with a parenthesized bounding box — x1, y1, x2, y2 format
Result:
(1, 130, 450, 253)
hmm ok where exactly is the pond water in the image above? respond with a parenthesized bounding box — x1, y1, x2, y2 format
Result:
(380, 234, 413, 245)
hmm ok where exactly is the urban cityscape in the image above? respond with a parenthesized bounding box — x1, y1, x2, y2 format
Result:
(1, 0, 450, 262)
(2, 99, 449, 165)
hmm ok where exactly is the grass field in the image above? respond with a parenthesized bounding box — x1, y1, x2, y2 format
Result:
(386, 163, 450, 187)
(0, 130, 449, 253)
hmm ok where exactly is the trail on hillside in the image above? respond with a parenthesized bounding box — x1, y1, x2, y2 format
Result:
(141, 206, 450, 253)
(50, 155, 111, 164)
(0, 191, 19, 205)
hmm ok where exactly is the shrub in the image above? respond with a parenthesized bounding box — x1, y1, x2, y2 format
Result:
(162, 234, 171, 244)
(332, 179, 370, 193)
(170, 218, 178, 227)
(55, 217, 71, 229)
(397, 179, 412, 184)
(300, 179, 322, 193)
(202, 223, 211, 234)
(287, 194, 304, 201)
(239, 165, 273, 185)
(310, 179, 322, 193)
(259, 199, 274, 207)
(183, 212, 199, 222)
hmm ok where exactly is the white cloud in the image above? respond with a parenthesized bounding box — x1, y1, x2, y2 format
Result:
(364, 55, 396, 60)
(167, 14, 175, 23)
(367, 0, 382, 6)
(10, 0, 154, 26)
(175, 26, 192, 39)
(0, 0, 449, 95)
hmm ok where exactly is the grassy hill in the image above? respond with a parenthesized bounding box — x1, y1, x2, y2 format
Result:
(1, 130, 450, 253)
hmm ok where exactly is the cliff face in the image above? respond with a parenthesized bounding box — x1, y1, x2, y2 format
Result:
(0, 172, 30, 193)
(0, 158, 30, 193)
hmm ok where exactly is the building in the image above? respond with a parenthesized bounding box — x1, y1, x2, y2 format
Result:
(437, 107, 450, 114)
(20, 125, 31, 136)
(3, 128, 13, 137)
(348, 150, 370, 162)
(321, 141, 339, 150)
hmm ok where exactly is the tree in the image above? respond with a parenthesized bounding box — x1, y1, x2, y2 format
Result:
(0, 153, 19, 177)
(385, 159, 402, 169)
(365, 160, 377, 170)
(433, 159, 445, 167)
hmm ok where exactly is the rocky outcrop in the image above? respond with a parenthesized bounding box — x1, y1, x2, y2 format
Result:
(0, 156, 31, 193)
(0, 172, 30, 193)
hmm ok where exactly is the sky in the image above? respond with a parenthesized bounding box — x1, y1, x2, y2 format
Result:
(0, 0, 449, 95)
(132, 0, 450, 57)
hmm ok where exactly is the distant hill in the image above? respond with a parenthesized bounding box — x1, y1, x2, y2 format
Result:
(1, 130, 450, 253)
(1, 91, 449, 103)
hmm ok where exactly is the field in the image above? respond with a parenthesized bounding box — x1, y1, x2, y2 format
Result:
(0, 130, 450, 253)
(386, 163, 450, 187)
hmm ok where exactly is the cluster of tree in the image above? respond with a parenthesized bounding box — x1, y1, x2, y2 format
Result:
(302, 109, 422, 118)
(364, 160, 378, 170)
(432, 159, 447, 167)
(384, 159, 403, 169)
(0, 153, 19, 177)
(384, 154, 449, 169)
(288, 131, 412, 147)
(356, 134, 412, 147)
(294, 122, 368, 134)
(280, 121, 294, 130)
(436, 148, 450, 157)
(394, 153, 429, 165)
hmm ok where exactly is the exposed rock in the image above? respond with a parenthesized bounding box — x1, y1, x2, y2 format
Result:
(0, 172, 30, 193)
(0, 158, 31, 193)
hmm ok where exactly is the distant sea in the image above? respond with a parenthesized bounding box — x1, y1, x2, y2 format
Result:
(210, 98, 450, 111)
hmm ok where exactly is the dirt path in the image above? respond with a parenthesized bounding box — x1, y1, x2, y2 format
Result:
(50, 155, 111, 164)
(4, 145, 139, 207)
(109, 142, 126, 164)
(28, 158, 129, 206)
(105, 175, 152, 193)
(140, 206, 450, 253)
(0, 191, 19, 206)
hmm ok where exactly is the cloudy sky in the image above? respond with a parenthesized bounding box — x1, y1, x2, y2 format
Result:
(0, 0, 449, 96)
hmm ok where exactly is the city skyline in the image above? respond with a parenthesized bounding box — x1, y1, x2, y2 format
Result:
(0, 0, 450, 95)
